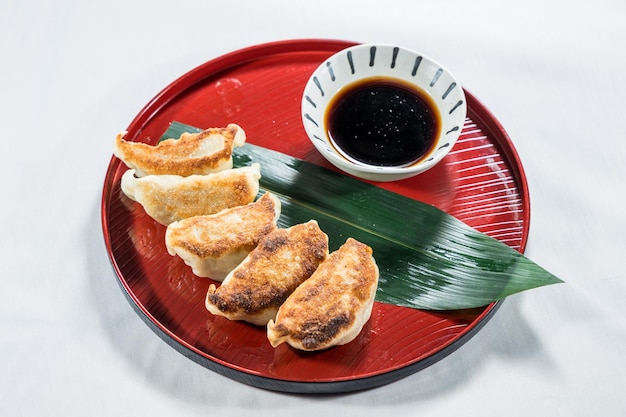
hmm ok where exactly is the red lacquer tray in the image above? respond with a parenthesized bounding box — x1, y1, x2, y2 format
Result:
(101, 39, 529, 394)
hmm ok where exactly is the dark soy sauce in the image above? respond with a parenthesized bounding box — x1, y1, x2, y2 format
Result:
(326, 78, 440, 167)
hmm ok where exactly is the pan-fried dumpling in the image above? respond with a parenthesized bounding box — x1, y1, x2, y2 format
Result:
(114, 124, 245, 177)
(121, 163, 261, 226)
(267, 238, 379, 351)
(205, 220, 329, 326)
(165, 192, 281, 281)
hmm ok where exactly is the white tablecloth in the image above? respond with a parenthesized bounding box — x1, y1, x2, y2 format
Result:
(2, 1, 625, 415)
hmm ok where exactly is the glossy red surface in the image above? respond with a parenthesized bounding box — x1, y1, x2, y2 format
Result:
(101, 39, 530, 392)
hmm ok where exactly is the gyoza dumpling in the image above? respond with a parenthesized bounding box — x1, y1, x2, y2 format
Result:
(205, 220, 329, 326)
(165, 192, 281, 281)
(267, 238, 379, 351)
(114, 124, 245, 177)
(121, 163, 260, 226)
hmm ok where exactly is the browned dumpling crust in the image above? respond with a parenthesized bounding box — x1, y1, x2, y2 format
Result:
(120, 163, 260, 226)
(114, 124, 245, 177)
(267, 238, 379, 351)
(205, 220, 329, 326)
(165, 192, 281, 281)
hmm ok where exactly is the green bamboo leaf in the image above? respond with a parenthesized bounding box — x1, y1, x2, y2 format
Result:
(160, 122, 563, 310)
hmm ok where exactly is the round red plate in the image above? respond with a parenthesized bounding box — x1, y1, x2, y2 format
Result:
(101, 39, 530, 394)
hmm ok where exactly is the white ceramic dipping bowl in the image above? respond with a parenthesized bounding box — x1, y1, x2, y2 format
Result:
(301, 43, 467, 182)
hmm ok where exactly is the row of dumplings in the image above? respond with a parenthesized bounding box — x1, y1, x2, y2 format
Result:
(113, 125, 379, 351)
